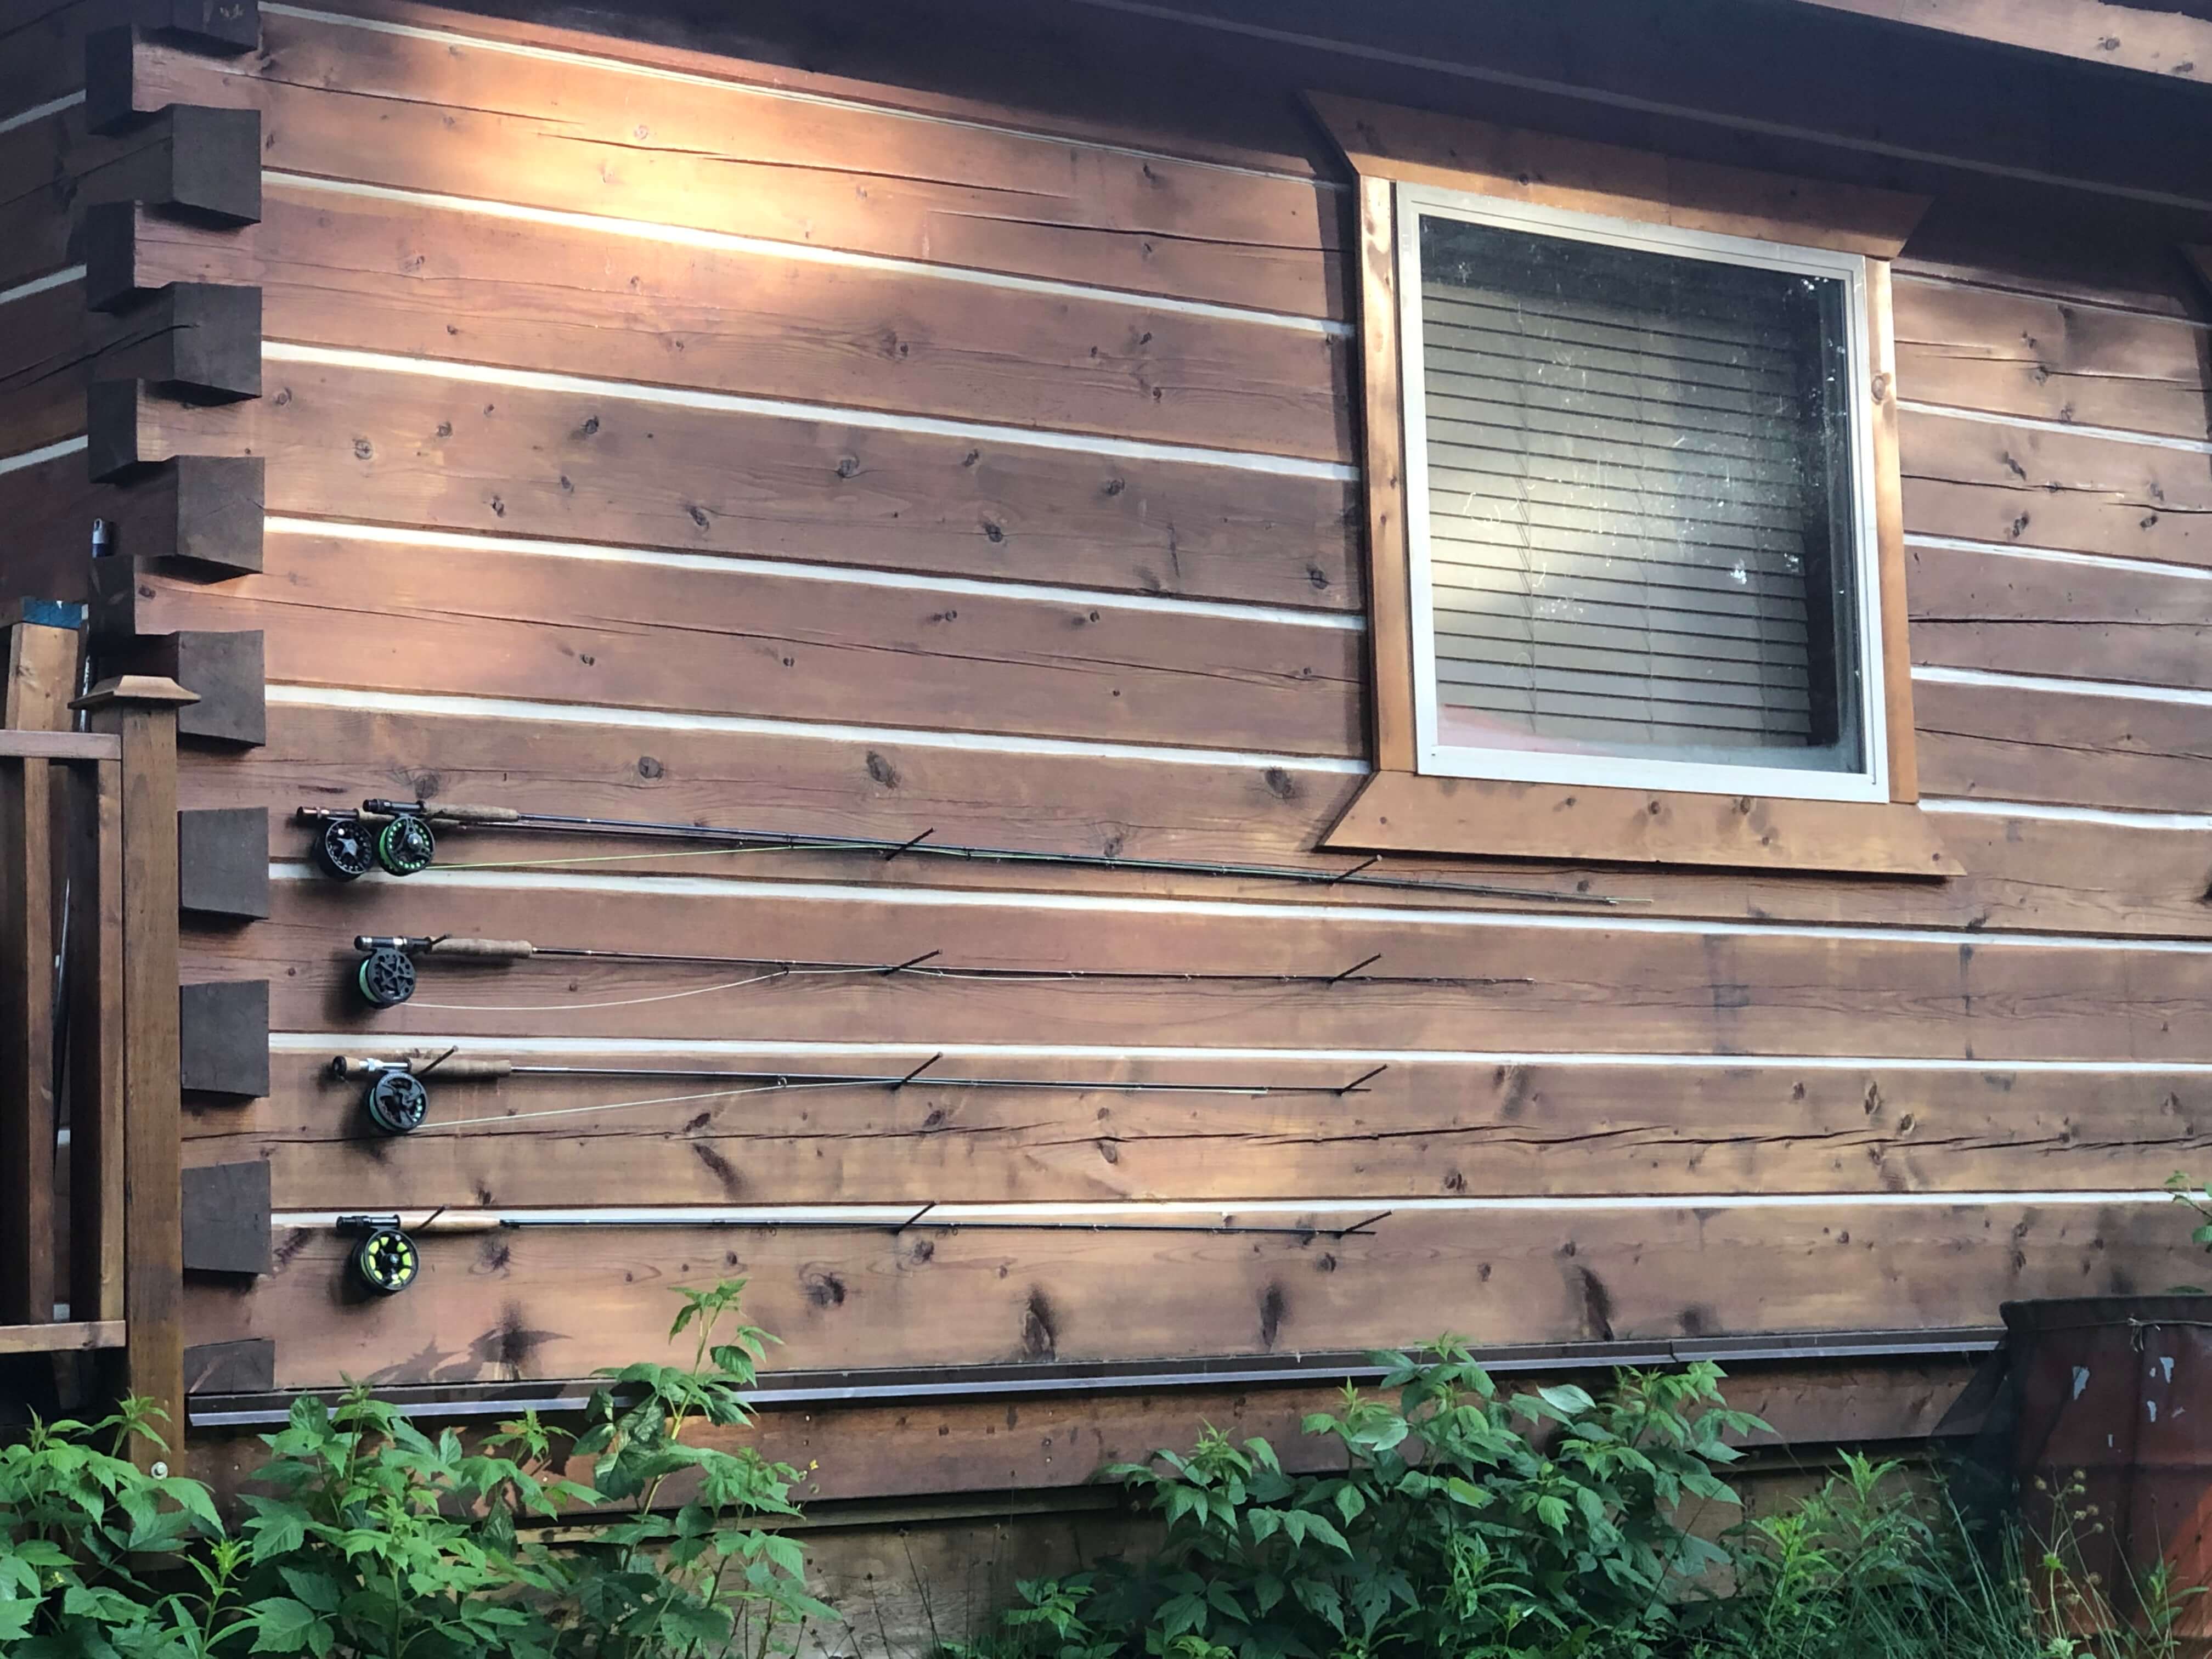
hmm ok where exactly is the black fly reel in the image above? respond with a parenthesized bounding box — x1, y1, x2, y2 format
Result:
(356, 946, 419, 1009)
(341, 1216, 421, 1295)
(311, 815, 377, 881)
(363, 1068, 431, 1135)
(308, 811, 436, 881)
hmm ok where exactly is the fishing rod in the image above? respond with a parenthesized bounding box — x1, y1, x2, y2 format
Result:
(327, 1049, 1387, 1136)
(295, 798, 1628, 906)
(332, 1205, 1395, 1296)
(346, 934, 1518, 1009)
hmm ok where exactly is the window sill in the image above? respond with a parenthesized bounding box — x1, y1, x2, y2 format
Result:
(1321, 772, 1960, 879)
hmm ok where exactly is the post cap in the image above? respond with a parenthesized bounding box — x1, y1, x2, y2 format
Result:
(72, 674, 200, 711)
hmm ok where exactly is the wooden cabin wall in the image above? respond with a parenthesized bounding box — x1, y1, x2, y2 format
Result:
(28, 0, 2212, 1487)
(0, 0, 102, 605)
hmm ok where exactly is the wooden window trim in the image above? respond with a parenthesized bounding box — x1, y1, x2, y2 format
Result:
(1310, 93, 1953, 878)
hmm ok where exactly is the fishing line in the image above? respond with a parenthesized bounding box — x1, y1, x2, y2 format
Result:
(335, 1049, 1384, 1135)
(405, 963, 884, 1013)
(419, 1077, 850, 1132)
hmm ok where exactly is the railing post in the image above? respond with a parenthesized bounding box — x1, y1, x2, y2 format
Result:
(0, 616, 82, 1332)
(67, 754, 126, 1336)
(75, 675, 196, 1462)
(0, 753, 55, 1328)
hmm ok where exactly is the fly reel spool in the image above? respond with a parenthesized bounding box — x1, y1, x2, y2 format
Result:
(340, 1216, 421, 1295)
(363, 1069, 431, 1135)
(311, 816, 379, 882)
(375, 814, 437, 877)
(355, 945, 418, 1009)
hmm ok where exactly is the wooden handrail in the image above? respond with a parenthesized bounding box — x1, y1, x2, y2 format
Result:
(0, 731, 121, 761)
(0, 1319, 125, 1356)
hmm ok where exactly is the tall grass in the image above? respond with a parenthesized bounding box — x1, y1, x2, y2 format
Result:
(1685, 1458, 2196, 1659)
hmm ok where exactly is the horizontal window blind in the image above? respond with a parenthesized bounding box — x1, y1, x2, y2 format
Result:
(1412, 216, 1860, 768)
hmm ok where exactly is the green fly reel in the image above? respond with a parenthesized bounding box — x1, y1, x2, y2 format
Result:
(342, 1217, 421, 1295)
(375, 814, 437, 877)
(355, 946, 419, 1009)
(363, 1069, 430, 1135)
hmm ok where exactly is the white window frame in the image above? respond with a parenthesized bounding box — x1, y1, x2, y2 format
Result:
(1395, 180, 1891, 805)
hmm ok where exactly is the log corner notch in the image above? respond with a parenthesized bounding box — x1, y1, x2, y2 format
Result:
(78, 6, 267, 748)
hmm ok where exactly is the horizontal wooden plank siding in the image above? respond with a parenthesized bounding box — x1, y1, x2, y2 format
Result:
(1914, 674, 2212, 814)
(122, 0, 2212, 1471)
(1894, 277, 2212, 443)
(191, 1049, 2212, 1206)
(1900, 409, 2212, 568)
(134, 186, 1355, 461)
(1909, 542, 2212, 689)
(188, 1199, 2181, 1389)
(134, 19, 1346, 318)
(187, 698, 2212, 940)
(125, 533, 1367, 755)
(185, 872, 2212, 1060)
(121, 359, 1365, 610)
(0, 276, 88, 460)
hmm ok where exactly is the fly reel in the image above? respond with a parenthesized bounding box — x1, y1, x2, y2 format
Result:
(340, 1216, 420, 1295)
(356, 945, 419, 1009)
(311, 816, 378, 882)
(307, 811, 436, 879)
(363, 1068, 430, 1135)
(375, 814, 436, 877)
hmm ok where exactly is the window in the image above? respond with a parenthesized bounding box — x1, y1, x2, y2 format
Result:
(1400, 190, 1886, 803)
(1307, 92, 1956, 877)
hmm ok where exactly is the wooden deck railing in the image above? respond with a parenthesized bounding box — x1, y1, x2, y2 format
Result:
(0, 610, 194, 1457)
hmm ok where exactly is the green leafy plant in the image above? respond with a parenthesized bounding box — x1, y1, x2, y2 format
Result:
(227, 1385, 580, 1659)
(955, 1341, 1768, 1659)
(0, 1398, 240, 1656)
(0, 1279, 825, 1659)
(513, 1279, 836, 1659)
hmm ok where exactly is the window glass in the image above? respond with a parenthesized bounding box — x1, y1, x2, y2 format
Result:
(1410, 211, 1869, 783)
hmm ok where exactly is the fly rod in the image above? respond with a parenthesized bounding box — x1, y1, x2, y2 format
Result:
(347, 935, 1517, 1009)
(328, 1049, 1386, 1136)
(332, 1205, 1393, 1295)
(296, 798, 1627, 906)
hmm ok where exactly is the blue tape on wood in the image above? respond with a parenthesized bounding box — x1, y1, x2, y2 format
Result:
(19, 601, 87, 630)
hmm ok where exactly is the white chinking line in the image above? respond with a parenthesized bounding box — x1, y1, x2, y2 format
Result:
(268, 173, 1348, 339)
(266, 1191, 2183, 1229)
(264, 680, 2212, 829)
(264, 857, 2212, 951)
(268, 681, 1371, 771)
(1898, 399, 2212, 458)
(0, 436, 87, 477)
(1908, 532, 2212, 587)
(1923, 798, 2212, 832)
(269, 1030, 2212, 1074)
(0, 264, 84, 311)
(0, 89, 82, 137)
(263, 4, 1338, 193)
(1914, 662, 2212, 709)
(263, 342, 1356, 483)
(269, 519, 1363, 633)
